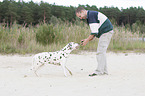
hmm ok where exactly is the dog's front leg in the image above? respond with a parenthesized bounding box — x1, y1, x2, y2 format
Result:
(61, 59, 67, 77)
(65, 66, 72, 75)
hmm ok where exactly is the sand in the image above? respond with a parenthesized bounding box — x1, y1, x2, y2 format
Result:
(0, 52, 145, 96)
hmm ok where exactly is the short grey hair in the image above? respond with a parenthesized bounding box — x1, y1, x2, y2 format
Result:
(75, 7, 86, 14)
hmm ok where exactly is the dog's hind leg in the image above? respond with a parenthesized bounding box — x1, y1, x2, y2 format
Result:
(31, 58, 44, 77)
(34, 70, 39, 77)
(31, 57, 39, 76)
(61, 59, 68, 77)
(34, 63, 44, 77)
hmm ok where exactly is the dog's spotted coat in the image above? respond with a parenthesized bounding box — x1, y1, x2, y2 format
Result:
(31, 42, 79, 77)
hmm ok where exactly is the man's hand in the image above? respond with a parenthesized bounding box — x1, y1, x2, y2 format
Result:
(81, 35, 95, 46)
(81, 39, 88, 46)
(81, 40, 84, 45)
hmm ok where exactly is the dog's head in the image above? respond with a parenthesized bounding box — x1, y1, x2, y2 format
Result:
(68, 42, 79, 50)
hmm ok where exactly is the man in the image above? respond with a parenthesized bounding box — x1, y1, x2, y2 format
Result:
(76, 7, 114, 76)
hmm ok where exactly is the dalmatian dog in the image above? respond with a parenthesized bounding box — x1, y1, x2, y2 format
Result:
(31, 42, 79, 77)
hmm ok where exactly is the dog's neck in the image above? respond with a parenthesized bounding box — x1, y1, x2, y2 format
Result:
(60, 44, 73, 57)
(61, 45, 73, 53)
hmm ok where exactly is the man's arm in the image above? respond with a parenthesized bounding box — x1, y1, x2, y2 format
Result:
(88, 35, 95, 41)
(81, 35, 95, 46)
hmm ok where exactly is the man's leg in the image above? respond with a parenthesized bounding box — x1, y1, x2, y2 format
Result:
(96, 30, 113, 74)
(89, 30, 113, 76)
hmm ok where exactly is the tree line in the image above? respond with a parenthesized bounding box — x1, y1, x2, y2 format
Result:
(0, 0, 145, 26)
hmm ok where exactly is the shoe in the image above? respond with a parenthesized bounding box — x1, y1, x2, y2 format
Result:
(89, 73, 98, 77)
(89, 72, 108, 77)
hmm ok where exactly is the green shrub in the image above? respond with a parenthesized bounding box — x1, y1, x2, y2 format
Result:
(18, 33, 24, 45)
(49, 15, 63, 25)
(0, 28, 9, 42)
(0, 30, 3, 40)
(140, 25, 145, 34)
(36, 23, 56, 45)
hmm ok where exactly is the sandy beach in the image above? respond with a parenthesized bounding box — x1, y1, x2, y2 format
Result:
(0, 52, 145, 96)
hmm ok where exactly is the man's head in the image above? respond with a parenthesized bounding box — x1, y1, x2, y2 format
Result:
(76, 7, 87, 19)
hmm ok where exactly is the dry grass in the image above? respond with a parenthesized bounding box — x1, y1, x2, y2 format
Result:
(0, 22, 145, 54)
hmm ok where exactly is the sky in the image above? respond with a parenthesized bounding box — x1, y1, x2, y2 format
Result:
(0, 0, 145, 10)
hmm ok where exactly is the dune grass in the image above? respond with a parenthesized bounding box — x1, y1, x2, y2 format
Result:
(0, 22, 145, 54)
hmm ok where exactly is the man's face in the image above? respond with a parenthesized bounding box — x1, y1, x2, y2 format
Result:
(76, 11, 87, 19)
